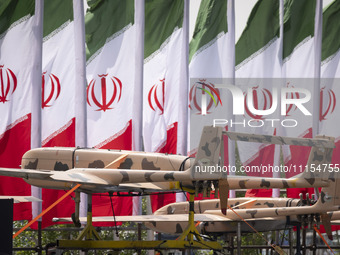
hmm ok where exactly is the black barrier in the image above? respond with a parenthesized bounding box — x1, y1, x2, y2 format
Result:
(0, 199, 13, 254)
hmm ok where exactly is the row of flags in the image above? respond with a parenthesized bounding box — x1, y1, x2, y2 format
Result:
(234, 0, 340, 197)
(0, 0, 339, 228)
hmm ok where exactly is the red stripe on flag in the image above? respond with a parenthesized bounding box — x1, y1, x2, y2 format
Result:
(92, 193, 132, 226)
(151, 122, 178, 211)
(286, 132, 340, 200)
(93, 120, 133, 225)
(286, 128, 313, 198)
(31, 119, 76, 229)
(157, 122, 178, 154)
(95, 120, 132, 150)
(245, 144, 275, 197)
(0, 114, 32, 221)
(151, 193, 176, 213)
(42, 118, 75, 147)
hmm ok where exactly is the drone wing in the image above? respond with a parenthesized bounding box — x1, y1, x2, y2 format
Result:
(0, 168, 53, 179)
(0, 167, 188, 193)
(0, 196, 42, 203)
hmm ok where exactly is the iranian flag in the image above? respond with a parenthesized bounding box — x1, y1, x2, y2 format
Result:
(188, 0, 234, 199)
(314, 1, 340, 234)
(41, 0, 76, 147)
(235, 0, 283, 197)
(34, 0, 77, 228)
(188, 0, 233, 155)
(143, 0, 188, 209)
(86, 0, 141, 151)
(143, 0, 187, 155)
(0, 0, 42, 220)
(282, 0, 322, 198)
(85, 0, 141, 219)
(320, 0, 340, 176)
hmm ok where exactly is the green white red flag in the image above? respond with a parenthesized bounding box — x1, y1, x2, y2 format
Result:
(282, 0, 321, 176)
(235, 0, 282, 197)
(320, 0, 340, 195)
(86, 0, 140, 151)
(34, 0, 77, 229)
(0, 0, 42, 221)
(85, 0, 140, 220)
(188, 0, 233, 155)
(143, 0, 189, 208)
(143, 0, 188, 155)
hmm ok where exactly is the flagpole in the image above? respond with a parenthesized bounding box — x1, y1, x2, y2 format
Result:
(176, 0, 189, 203)
(272, 0, 284, 198)
(135, 2, 153, 249)
(181, 0, 189, 156)
(227, 0, 236, 199)
(313, 0, 322, 137)
(133, 0, 144, 152)
(73, 0, 87, 147)
(132, 0, 145, 217)
(73, 0, 88, 219)
(312, 0, 322, 199)
(31, 0, 43, 221)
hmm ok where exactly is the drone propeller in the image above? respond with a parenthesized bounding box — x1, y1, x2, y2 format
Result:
(321, 213, 333, 240)
(219, 179, 229, 215)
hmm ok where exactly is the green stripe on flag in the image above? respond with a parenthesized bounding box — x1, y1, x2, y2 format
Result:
(283, 0, 315, 60)
(43, 0, 73, 38)
(0, 0, 34, 35)
(235, 0, 279, 66)
(144, 0, 183, 60)
(322, 0, 340, 61)
(189, 0, 227, 62)
(85, 0, 134, 61)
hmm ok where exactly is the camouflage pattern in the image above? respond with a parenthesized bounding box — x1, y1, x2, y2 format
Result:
(146, 198, 300, 234)
(55, 213, 298, 234)
(55, 195, 333, 234)
(21, 147, 192, 193)
(0, 126, 336, 197)
(1, 126, 337, 238)
(101, 179, 338, 235)
(225, 131, 335, 148)
(154, 197, 301, 215)
(54, 197, 301, 233)
(141, 173, 340, 234)
(55, 188, 340, 235)
(190, 126, 224, 180)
